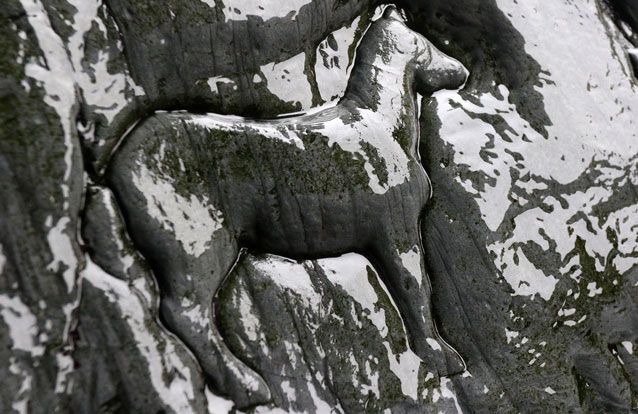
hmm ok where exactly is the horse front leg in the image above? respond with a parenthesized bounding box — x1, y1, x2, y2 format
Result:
(370, 229, 465, 378)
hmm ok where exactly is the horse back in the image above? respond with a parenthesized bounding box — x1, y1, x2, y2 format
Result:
(108, 111, 429, 254)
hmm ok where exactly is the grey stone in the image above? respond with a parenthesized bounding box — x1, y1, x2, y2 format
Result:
(217, 253, 469, 413)
(2, 0, 637, 413)
(106, 9, 468, 407)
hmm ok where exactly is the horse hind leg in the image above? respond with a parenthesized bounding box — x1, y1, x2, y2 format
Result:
(157, 235, 271, 408)
(371, 237, 466, 378)
(106, 114, 269, 406)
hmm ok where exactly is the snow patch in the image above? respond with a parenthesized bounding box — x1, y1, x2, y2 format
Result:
(254, 256, 321, 311)
(621, 341, 634, 355)
(314, 17, 361, 102)
(184, 113, 306, 150)
(440, 377, 464, 413)
(505, 329, 519, 344)
(261, 52, 313, 109)
(46, 217, 78, 293)
(66, 0, 144, 124)
(399, 246, 422, 288)
(433, 0, 638, 302)
(0, 244, 6, 275)
(205, 387, 234, 414)
(8, 358, 33, 414)
(0, 294, 44, 357)
(132, 163, 224, 258)
(20, 0, 76, 190)
(426, 337, 442, 352)
(237, 291, 262, 342)
(207, 76, 234, 94)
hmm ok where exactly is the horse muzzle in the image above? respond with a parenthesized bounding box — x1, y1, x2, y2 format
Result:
(417, 49, 469, 94)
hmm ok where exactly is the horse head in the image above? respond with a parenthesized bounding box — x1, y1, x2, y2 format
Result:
(382, 6, 468, 95)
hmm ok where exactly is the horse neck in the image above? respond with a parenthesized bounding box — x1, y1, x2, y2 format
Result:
(342, 29, 420, 153)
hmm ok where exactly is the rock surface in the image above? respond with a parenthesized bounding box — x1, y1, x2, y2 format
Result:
(1, 0, 637, 413)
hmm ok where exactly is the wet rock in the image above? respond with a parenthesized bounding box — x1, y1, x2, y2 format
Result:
(418, 0, 638, 412)
(104, 11, 470, 405)
(69, 261, 210, 413)
(2, 0, 637, 412)
(86, 0, 380, 172)
(75, 185, 211, 412)
(218, 253, 467, 413)
(0, 1, 85, 412)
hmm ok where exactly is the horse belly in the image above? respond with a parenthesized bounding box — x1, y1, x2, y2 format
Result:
(233, 170, 365, 257)
(217, 140, 369, 254)
(206, 124, 420, 255)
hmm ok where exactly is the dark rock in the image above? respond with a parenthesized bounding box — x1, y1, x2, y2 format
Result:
(2, 1, 637, 412)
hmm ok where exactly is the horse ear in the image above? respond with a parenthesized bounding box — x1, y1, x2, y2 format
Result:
(383, 5, 406, 22)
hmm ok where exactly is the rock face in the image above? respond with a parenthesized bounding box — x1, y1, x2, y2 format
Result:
(415, 1, 638, 411)
(105, 10, 469, 408)
(1, 1, 637, 414)
(217, 253, 465, 413)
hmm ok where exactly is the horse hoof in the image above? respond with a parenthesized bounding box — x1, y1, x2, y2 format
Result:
(441, 345, 467, 377)
(224, 369, 272, 409)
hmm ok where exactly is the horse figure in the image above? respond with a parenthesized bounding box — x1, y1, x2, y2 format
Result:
(107, 6, 468, 408)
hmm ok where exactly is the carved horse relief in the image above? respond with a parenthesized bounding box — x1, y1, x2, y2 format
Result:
(107, 5, 468, 408)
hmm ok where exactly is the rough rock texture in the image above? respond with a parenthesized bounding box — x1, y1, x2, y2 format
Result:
(83, 0, 382, 172)
(104, 10, 469, 408)
(416, 0, 638, 411)
(1, 0, 637, 413)
(217, 253, 466, 413)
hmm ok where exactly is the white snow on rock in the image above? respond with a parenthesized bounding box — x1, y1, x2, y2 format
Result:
(207, 76, 235, 94)
(0, 294, 44, 357)
(100, 192, 135, 275)
(185, 86, 414, 195)
(17, 2, 144, 395)
(435, 0, 638, 301)
(260, 11, 365, 109)
(314, 17, 361, 102)
(261, 52, 313, 109)
(505, 329, 519, 344)
(219, 0, 313, 22)
(46, 217, 78, 293)
(8, 357, 32, 414)
(426, 337, 442, 352)
(254, 255, 322, 312)
(319, 254, 391, 335)
(399, 246, 423, 288)
(131, 141, 225, 258)
(440, 377, 464, 413)
(20, 0, 77, 188)
(320, 108, 413, 194)
(65, 0, 144, 125)
(205, 387, 235, 414)
(194, 11, 417, 195)
(235, 289, 264, 343)
(21, 0, 143, 151)
(132, 162, 225, 258)
(257, 253, 431, 401)
(382, 341, 422, 400)
(185, 113, 306, 150)
(621, 341, 634, 355)
(181, 298, 210, 331)
(0, 244, 6, 275)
